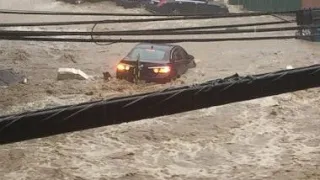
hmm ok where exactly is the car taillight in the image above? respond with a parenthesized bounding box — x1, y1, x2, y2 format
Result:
(149, 66, 171, 74)
(117, 63, 130, 71)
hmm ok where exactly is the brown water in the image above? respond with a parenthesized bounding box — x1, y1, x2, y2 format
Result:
(0, 0, 320, 179)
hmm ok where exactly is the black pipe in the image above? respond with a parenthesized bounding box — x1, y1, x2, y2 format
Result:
(0, 64, 319, 145)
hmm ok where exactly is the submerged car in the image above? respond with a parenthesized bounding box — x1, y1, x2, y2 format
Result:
(145, 0, 229, 15)
(116, 43, 196, 83)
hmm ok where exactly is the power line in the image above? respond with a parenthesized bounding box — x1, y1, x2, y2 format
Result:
(0, 64, 319, 145)
(0, 11, 298, 27)
(0, 9, 298, 17)
(0, 35, 316, 43)
(115, 20, 295, 32)
(0, 25, 310, 36)
(88, 20, 296, 44)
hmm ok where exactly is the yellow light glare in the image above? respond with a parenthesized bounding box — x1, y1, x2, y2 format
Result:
(117, 63, 130, 71)
(151, 66, 170, 74)
(153, 68, 160, 73)
(159, 66, 170, 73)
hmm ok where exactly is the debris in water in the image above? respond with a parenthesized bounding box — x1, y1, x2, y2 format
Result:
(103, 71, 112, 81)
(0, 69, 27, 87)
(57, 68, 89, 80)
(286, 65, 293, 70)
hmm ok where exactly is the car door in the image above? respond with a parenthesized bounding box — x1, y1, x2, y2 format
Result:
(171, 48, 184, 76)
(177, 47, 190, 74)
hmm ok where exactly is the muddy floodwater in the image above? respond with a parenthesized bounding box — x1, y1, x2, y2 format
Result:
(0, 0, 320, 180)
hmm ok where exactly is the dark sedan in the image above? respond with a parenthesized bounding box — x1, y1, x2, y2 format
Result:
(116, 43, 196, 83)
(145, 0, 229, 15)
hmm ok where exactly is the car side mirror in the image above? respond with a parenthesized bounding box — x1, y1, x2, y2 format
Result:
(188, 54, 194, 59)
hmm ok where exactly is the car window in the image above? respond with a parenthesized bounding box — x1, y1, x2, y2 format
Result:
(128, 48, 167, 61)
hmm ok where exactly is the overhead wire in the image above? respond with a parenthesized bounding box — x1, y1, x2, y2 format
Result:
(90, 21, 114, 46)
(0, 25, 314, 36)
(0, 9, 299, 45)
(109, 20, 295, 32)
(0, 11, 298, 27)
(0, 9, 297, 17)
(88, 20, 295, 45)
(0, 35, 315, 43)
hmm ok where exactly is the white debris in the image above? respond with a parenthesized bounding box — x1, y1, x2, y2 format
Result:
(286, 65, 294, 70)
(22, 78, 28, 84)
(57, 68, 89, 80)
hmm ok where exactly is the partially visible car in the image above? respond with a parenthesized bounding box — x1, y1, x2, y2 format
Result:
(116, 43, 196, 83)
(145, 0, 229, 15)
(115, 0, 151, 8)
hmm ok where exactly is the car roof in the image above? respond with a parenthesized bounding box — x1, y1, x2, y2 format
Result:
(165, 0, 207, 4)
(134, 43, 178, 52)
(164, 0, 226, 7)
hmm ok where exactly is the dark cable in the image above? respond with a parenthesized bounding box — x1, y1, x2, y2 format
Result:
(0, 9, 298, 17)
(0, 25, 311, 36)
(90, 21, 114, 46)
(120, 20, 295, 32)
(0, 35, 316, 43)
(0, 11, 298, 27)
(0, 64, 319, 144)
(86, 20, 295, 45)
(87, 19, 294, 45)
(270, 14, 295, 23)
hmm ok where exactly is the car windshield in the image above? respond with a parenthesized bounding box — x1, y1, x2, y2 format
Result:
(128, 48, 167, 61)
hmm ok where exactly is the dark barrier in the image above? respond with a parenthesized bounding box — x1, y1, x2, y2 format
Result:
(296, 8, 320, 25)
(0, 64, 319, 145)
(296, 8, 320, 41)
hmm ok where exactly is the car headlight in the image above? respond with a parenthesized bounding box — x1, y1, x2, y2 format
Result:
(117, 63, 131, 71)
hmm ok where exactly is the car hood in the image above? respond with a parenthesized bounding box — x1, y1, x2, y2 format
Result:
(121, 58, 169, 65)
